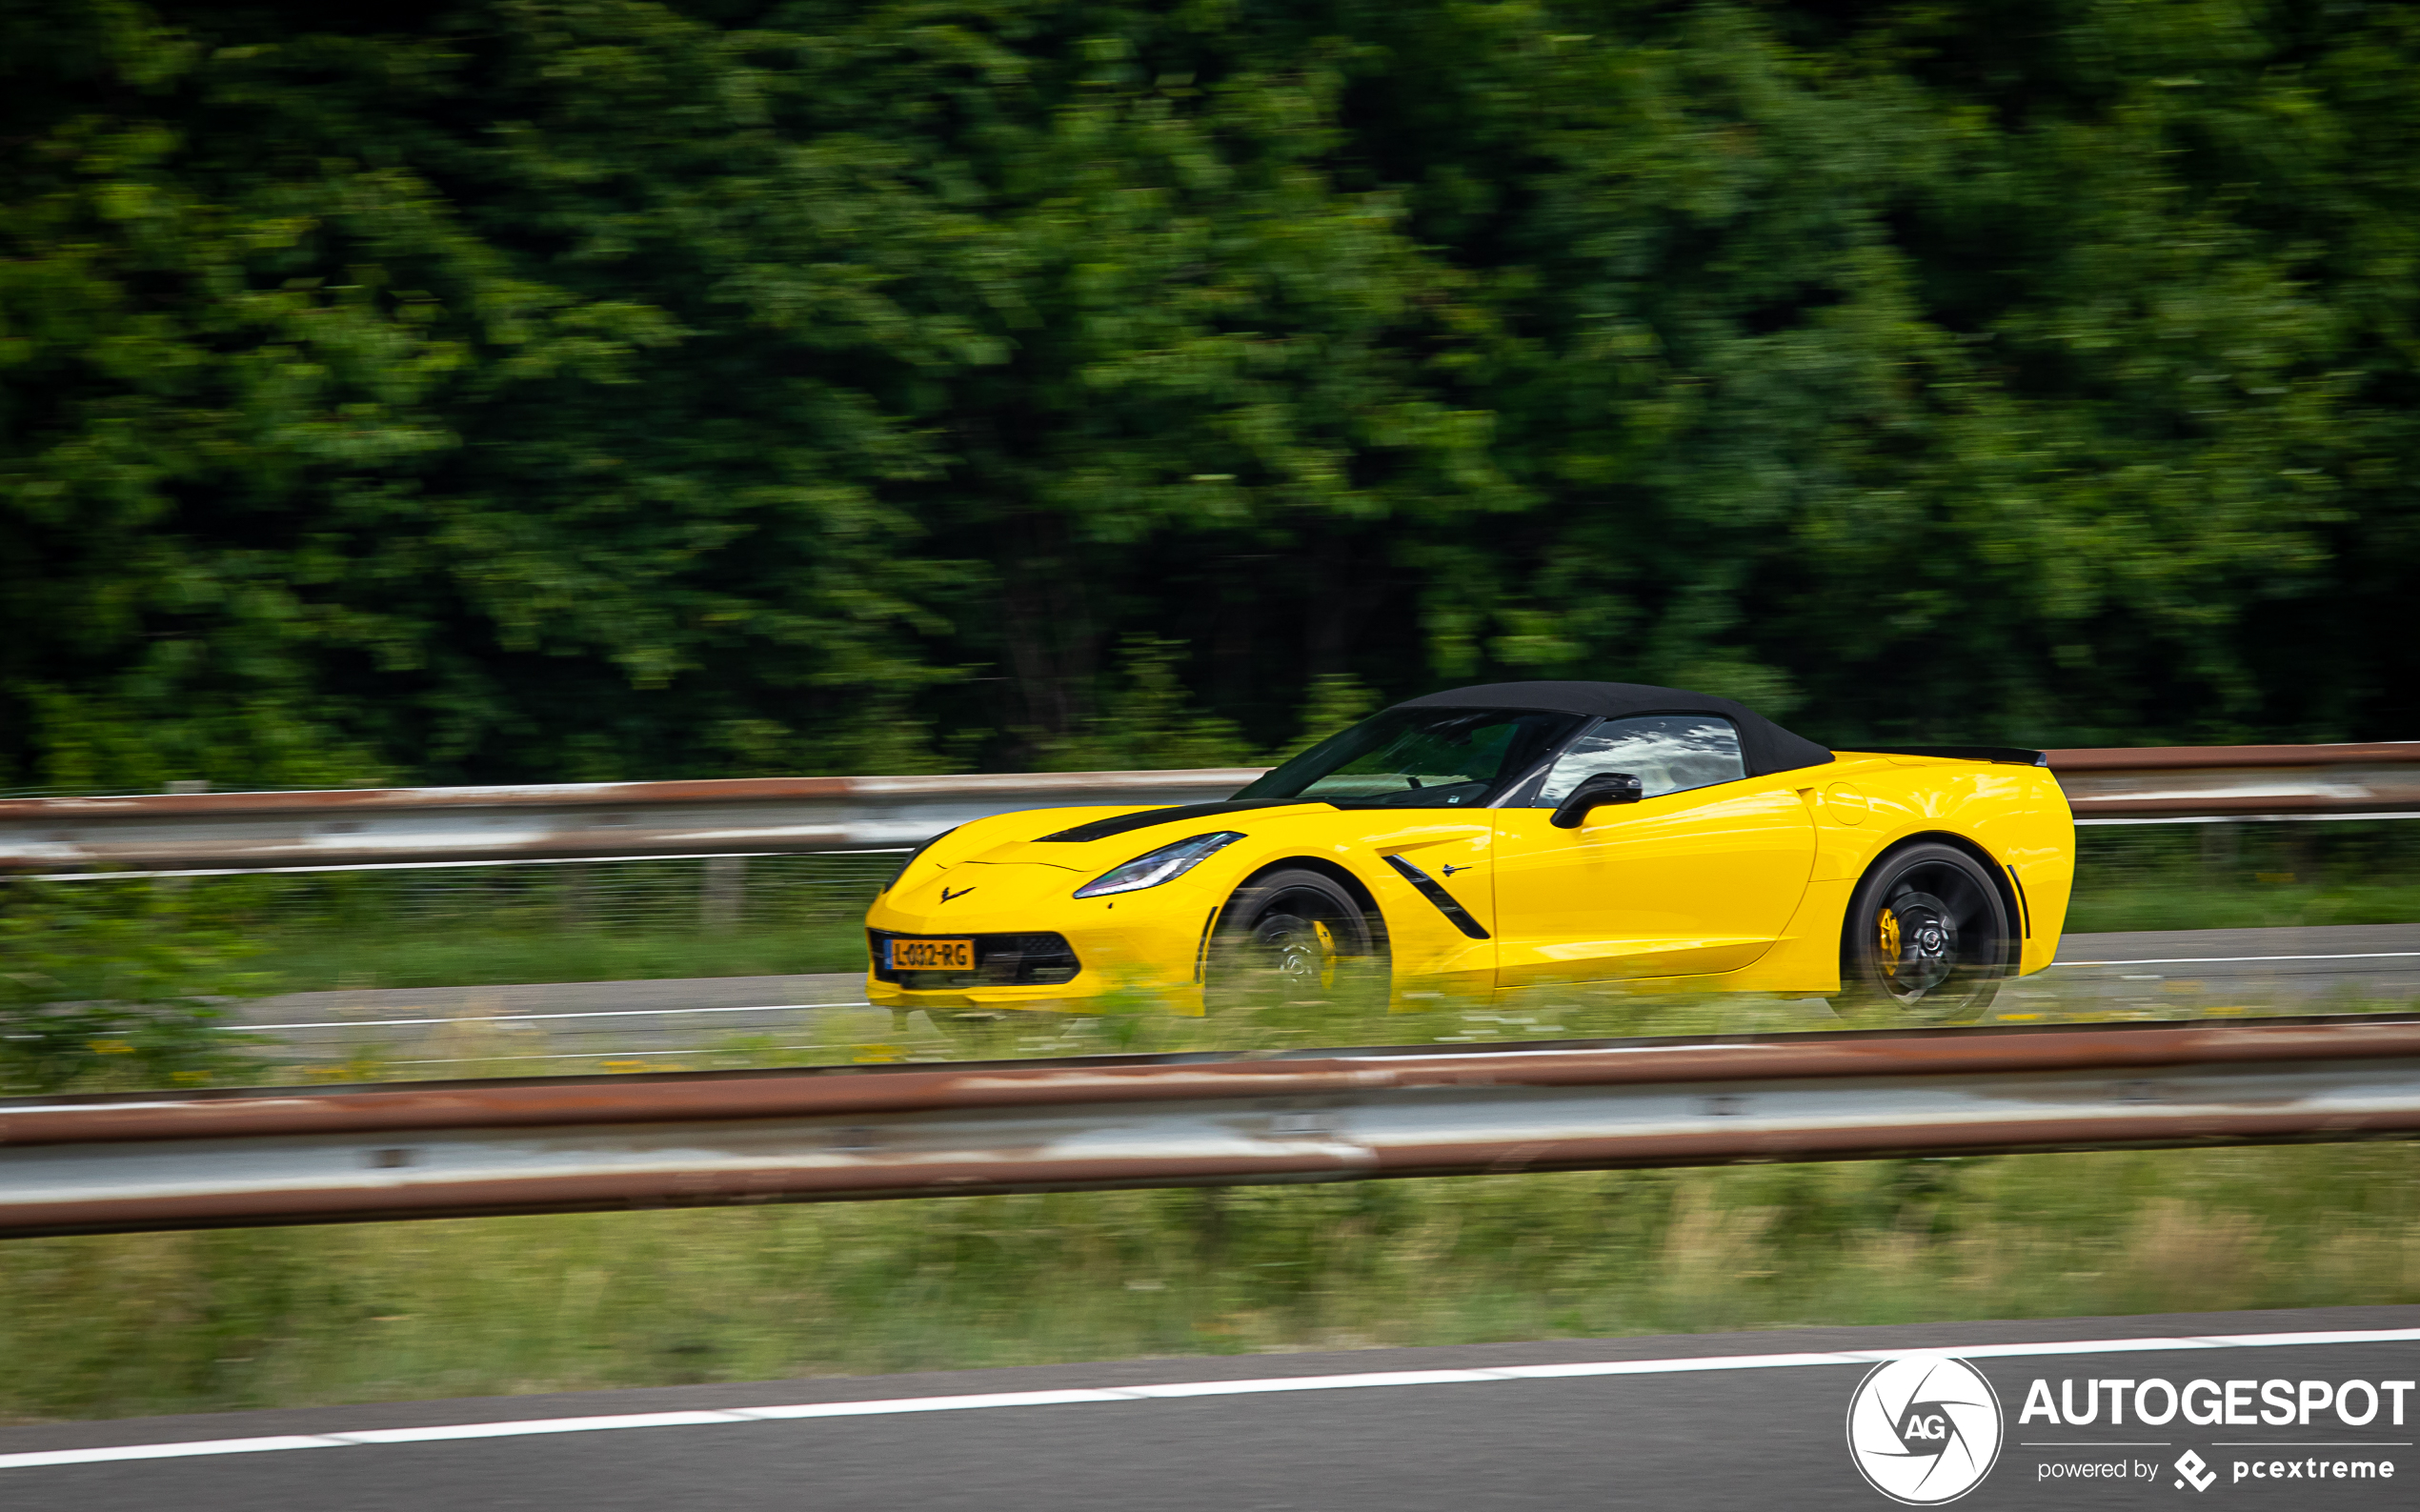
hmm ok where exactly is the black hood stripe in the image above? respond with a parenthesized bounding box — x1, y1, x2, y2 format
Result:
(1037, 799, 1320, 844)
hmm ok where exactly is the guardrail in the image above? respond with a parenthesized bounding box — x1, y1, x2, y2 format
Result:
(3, 1014, 2415, 1238)
(2053, 742, 2420, 824)
(0, 768, 1264, 875)
(3, 743, 2413, 876)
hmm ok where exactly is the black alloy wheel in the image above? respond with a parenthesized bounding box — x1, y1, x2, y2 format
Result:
(1206, 868, 1381, 1009)
(1839, 841, 2015, 1022)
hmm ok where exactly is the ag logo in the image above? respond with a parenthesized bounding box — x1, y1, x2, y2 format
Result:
(1845, 1355, 2004, 1504)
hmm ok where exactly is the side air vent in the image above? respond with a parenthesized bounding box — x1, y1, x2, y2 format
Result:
(1381, 855, 1490, 940)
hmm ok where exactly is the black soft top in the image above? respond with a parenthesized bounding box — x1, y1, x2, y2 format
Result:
(1389, 680, 1836, 778)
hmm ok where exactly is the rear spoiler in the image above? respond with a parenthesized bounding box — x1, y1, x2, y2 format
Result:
(1836, 745, 2049, 767)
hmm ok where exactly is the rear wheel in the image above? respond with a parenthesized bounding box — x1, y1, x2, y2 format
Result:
(1840, 842, 2014, 1022)
(1205, 869, 1380, 1009)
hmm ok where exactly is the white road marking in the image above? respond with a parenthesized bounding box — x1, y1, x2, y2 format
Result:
(740, 1389, 1138, 1420)
(4, 1326, 2413, 1472)
(0, 1436, 338, 1467)
(335, 1411, 745, 1444)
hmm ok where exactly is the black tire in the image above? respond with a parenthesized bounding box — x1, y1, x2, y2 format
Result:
(1204, 868, 1380, 1009)
(1839, 841, 2014, 1022)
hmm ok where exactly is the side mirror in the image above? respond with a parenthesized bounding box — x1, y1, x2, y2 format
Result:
(1551, 772, 1644, 829)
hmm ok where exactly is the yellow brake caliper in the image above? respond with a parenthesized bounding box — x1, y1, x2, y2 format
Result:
(1876, 907, 1902, 978)
(1313, 919, 1338, 990)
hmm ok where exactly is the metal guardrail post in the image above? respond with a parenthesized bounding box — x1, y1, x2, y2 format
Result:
(700, 856, 746, 934)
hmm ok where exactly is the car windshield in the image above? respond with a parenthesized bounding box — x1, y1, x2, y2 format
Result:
(1233, 707, 1585, 808)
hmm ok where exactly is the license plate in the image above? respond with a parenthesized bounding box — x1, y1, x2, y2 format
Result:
(889, 937, 974, 971)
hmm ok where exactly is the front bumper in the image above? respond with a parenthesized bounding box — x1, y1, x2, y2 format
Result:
(867, 929, 1081, 991)
(864, 891, 1213, 1015)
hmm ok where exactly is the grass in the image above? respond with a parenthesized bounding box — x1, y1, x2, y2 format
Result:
(2064, 879, 2420, 935)
(3, 1140, 2415, 1424)
(247, 921, 869, 993)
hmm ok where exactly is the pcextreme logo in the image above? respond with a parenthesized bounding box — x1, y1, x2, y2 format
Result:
(2173, 1450, 2217, 1492)
(1846, 1356, 2006, 1504)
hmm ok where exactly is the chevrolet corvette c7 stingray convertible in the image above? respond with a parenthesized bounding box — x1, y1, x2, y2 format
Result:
(864, 681, 2073, 1022)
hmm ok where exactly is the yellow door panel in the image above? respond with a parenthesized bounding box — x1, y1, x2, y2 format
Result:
(1717, 873, 1855, 995)
(1491, 779, 1818, 987)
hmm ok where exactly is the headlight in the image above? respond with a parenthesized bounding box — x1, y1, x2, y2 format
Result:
(1073, 832, 1246, 898)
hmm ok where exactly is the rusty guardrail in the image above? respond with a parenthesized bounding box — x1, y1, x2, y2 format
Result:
(0, 768, 1265, 875)
(2051, 742, 2420, 824)
(2, 1014, 2415, 1238)
(2, 743, 2414, 876)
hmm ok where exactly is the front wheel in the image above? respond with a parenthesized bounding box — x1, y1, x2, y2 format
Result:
(1204, 868, 1381, 1010)
(1839, 842, 2014, 1023)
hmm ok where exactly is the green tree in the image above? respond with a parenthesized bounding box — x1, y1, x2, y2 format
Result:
(3, 0, 2414, 794)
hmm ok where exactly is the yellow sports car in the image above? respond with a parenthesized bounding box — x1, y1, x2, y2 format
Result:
(865, 681, 2073, 1022)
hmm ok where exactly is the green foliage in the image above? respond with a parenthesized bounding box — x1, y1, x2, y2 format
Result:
(1271, 672, 1381, 758)
(1026, 635, 1255, 770)
(4, 0, 2417, 792)
(0, 878, 267, 1090)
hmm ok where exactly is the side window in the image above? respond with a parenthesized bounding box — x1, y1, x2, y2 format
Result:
(1534, 715, 1746, 805)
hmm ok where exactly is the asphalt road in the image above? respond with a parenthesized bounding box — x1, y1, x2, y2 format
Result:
(1, 1306, 2411, 1510)
(232, 923, 2420, 1070)
(2040, 923, 2420, 1014)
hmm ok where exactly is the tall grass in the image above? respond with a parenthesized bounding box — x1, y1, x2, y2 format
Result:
(3, 1141, 2413, 1423)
